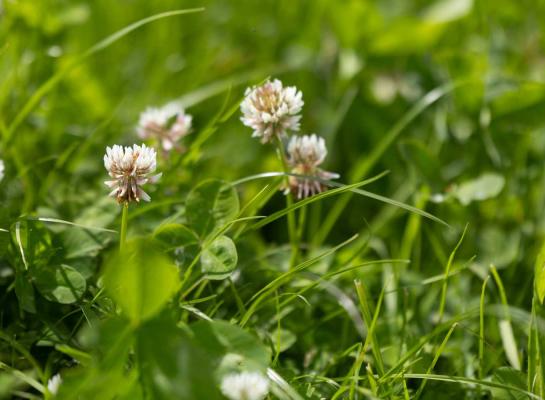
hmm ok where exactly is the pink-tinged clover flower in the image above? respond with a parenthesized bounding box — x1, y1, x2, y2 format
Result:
(285, 134, 339, 199)
(137, 102, 192, 153)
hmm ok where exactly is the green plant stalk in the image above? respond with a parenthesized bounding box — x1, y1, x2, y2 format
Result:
(534, 294, 545, 399)
(120, 203, 129, 251)
(490, 264, 521, 370)
(272, 290, 282, 366)
(354, 279, 386, 377)
(297, 203, 307, 244)
(275, 136, 299, 269)
(349, 344, 365, 399)
(438, 224, 468, 324)
(528, 297, 537, 393)
(479, 276, 490, 381)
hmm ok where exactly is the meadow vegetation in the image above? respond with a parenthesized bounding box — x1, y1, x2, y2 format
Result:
(1, 0, 545, 399)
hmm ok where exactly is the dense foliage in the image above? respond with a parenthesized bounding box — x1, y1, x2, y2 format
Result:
(1, 0, 545, 399)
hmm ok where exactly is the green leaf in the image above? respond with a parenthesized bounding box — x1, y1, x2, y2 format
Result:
(453, 173, 505, 205)
(58, 317, 138, 399)
(191, 319, 271, 372)
(153, 223, 199, 250)
(201, 235, 238, 280)
(186, 179, 239, 237)
(137, 316, 223, 400)
(102, 238, 180, 324)
(33, 264, 86, 304)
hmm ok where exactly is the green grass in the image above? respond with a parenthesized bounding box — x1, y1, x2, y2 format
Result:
(1, 0, 545, 399)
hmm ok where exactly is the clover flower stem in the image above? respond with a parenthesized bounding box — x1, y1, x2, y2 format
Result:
(275, 136, 299, 269)
(119, 202, 129, 251)
(297, 202, 307, 242)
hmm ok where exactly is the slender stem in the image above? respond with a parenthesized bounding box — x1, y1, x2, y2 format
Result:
(297, 204, 307, 243)
(479, 276, 490, 381)
(120, 202, 129, 250)
(275, 136, 299, 268)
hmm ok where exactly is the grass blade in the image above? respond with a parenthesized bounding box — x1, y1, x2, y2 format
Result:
(491, 265, 521, 370)
(239, 234, 359, 327)
(437, 224, 468, 323)
(314, 81, 468, 245)
(5, 8, 204, 144)
(479, 276, 490, 381)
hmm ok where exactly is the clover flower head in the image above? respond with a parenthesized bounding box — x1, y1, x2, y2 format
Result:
(104, 144, 161, 204)
(220, 371, 270, 400)
(285, 134, 339, 199)
(0, 159, 4, 182)
(287, 133, 327, 167)
(240, 78, 303, 143)
(137, 102, 192, 153)
(47, 374, 62, 396)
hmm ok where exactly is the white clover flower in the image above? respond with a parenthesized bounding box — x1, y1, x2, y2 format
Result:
(285, 134, 339, 199)
(220, 371, 270, 400)
(240, 79, 303, 143)
(47, 374, 62, 396)
(0, 159, 4, 182)
(104, 144, 161, 204)
(137, 102, 192, 153)
(287, 133, 327, 167)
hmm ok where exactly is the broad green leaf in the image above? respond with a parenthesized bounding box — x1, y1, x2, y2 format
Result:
(453, 173, 505, 205)
(186, 179, 239, 237)
(191, 320, 271, 372)
(137, 316, 223, 400)
(58, 317, 138, 399)
(201, 235, 237, 280)
(33, 264, 86, 304)
(59, 198, 119, 259)
(102, 238, 180, 324)
(153, 223, 199, 250)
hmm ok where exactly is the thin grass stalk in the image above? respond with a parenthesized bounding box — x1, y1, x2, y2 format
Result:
(354, 280, 386, 377)
(275, 136, 299, 269)
(490, 264, 521, 370)
(479, 276, 490, 381)
(437, 224, 468, 324)
(119, 202, 129, 251)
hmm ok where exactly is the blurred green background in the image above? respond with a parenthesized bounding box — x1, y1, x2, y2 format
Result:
(3, 0, 545, 397)
(3, 0, 545, 276)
